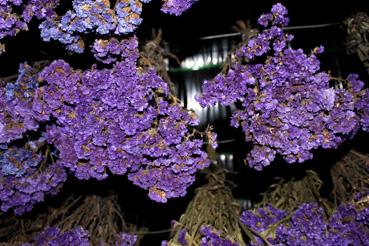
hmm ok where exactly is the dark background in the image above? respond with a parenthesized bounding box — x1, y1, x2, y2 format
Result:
(1, 0, 369, 245)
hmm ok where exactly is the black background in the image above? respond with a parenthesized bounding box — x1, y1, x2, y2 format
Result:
(1, 0, 369, 245)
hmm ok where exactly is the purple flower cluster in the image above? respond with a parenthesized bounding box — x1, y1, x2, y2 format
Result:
(92, 37, 137, 64)
(0, 157, 66, 215)
(39, 0, 121, 53)
(0, 146, 41, 177)
(0, 63, 42, 143)
(38, 0, 196, 53)
(115, 0, 148, 34)
(24, 226, 90, 246)
(161, 0, 198, 16)
(39, 17, 85, 53)
(178, 228, 188, 245)
(241, 202, 369, 246)
(34, 37, 209, 202)
(1, 36, 208, 208)
(1, 0, 198, 54)
(0, 0, 59, 53)
(21, 226, 138, 246)
(240, 206, 286, 232)
(0, 63, 67, 215)
(327, 203, 369, 245)
(115, 232, 138, 246)
(274, 204, 329, 245)
(199, 226, 238, 246)
(197, 3, 369, 170)
(0, 0, 28, 43)
(240, 205, 287, 245)
(22, 0, 59, 21)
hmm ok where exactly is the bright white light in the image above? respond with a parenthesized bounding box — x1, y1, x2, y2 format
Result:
(187, 99, 202, 113)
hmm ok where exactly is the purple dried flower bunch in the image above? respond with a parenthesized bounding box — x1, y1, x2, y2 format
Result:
(0, 0, 60, 53)
(38, 0, 196, 53)
(241, 196, 369, 246)
(1, 0, 209, 216)
(38, 37, 210, 203)
(197, 3, 369, 170)
(0, 0, 198, 54)
(21, 226, 91, 246)
(199, 226, 239, 246)
(0, 62, 66, 215)
(161, 0, 198, 16)
(21, 226, 138, 246)
(0, 145, 66, 215)
(0, 36, 210, 215)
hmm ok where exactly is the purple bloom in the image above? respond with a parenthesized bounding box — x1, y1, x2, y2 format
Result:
(199, 225, 238, 246)
(31, 226, 90, 246)
(241, 201, 369, 245)
(197, 3, 369, 170)
(32, 37, 209, 203)
(178, 228, 188, 245)
(161, 0, 198, 16)
(116, 232, 137, 246)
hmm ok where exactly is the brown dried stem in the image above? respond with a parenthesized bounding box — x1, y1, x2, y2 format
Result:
(256, 170, 332, 215)
(330, 149, 369, 205)
(345, 12, 369, 75)
(0, 193, 133, 246)
(167, 168, 245, 246)
(138, 29, 178, 94)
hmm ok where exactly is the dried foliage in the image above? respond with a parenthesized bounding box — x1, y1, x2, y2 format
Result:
(0, 193, 137, 245)
(345, 12, 369, 75)
(256, 170, 331, 213)
(168, 169, 245, 246)
(331, 150, 369, 205)
(139, 29, 178, 91)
